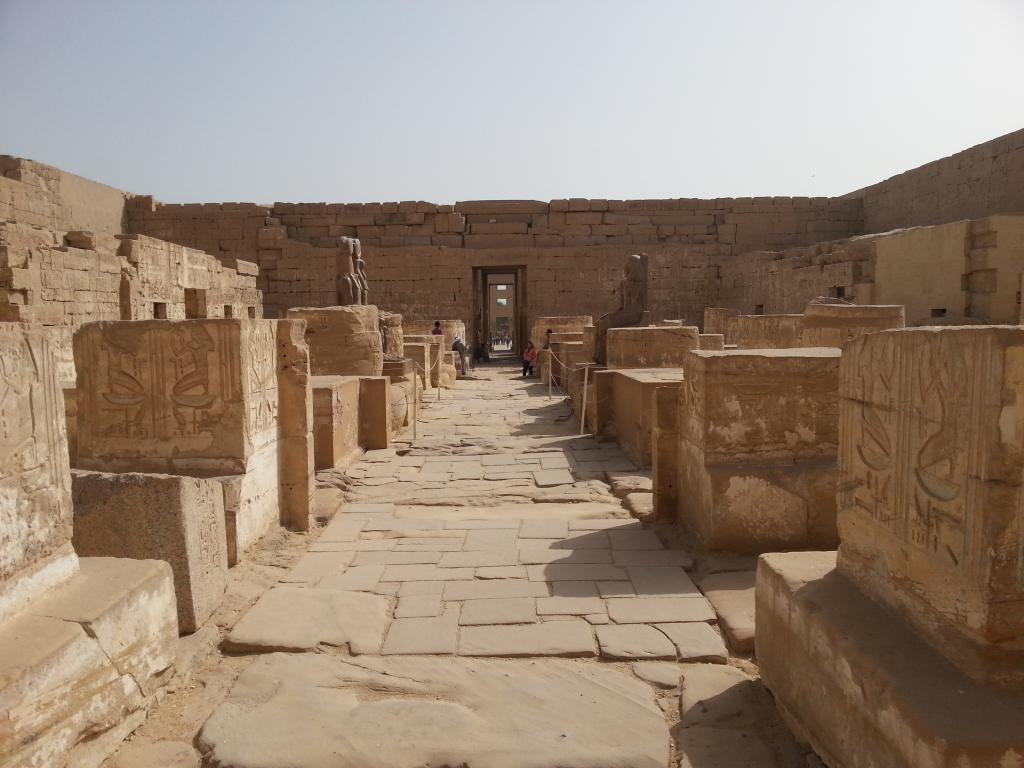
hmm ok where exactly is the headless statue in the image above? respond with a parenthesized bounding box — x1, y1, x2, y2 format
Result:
(354, 241, 369, 305)
(336, 238, 363, 306)
(594, 253, 648, 364)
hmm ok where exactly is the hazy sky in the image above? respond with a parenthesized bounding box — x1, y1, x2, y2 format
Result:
(2, 0, 1023, 204)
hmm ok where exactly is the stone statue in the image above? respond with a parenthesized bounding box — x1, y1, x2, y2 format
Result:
(594, 253, 648, 364)
(354, 242, 369, 306)
(335, 238, 369, 306)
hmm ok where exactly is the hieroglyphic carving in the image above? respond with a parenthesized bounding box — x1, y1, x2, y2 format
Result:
(0, 324, 72, 580)
(841, 328, 1024, 606)
(75, 320, 256, 462)
(244, 322, 278, 437)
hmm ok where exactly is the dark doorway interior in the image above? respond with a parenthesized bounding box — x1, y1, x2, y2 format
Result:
(472, 266, 526, 359)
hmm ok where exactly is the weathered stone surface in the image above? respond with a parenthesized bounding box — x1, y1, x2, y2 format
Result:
(673, 348, 841, 553)
(757, 551, 1024, 768)
(311, 375, 362, 470)
(459, 597, 537, 625)
(799, 301, 904, 347)
(655, 623, 728, 663)
(0, 558, 177, 768)
(196, 654, 668, 767)
(223, 586, 389, 654)
(106, 739, 200, 768)
(71, 470, 228, 633)
(74, 319, 305, 556)
(606, 597, 715, 624)
(606, 325, 699, 369)
(0, 323, 76, 622)
(631, 661, 682, 689)
(381, 606, 459, 654)
(838, 327, 1024, 686)
(287, 305, 383, 376)
(459, 620, 596, 657)
(696, 570, 755, 653)
(596, 625, 676, 659)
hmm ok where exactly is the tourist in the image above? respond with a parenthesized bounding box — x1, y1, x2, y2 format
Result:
(431, 321, 443, 336)
(522, 341, 537, 377)
(543, 328, 553, 349)
(452, 335, 469, 376)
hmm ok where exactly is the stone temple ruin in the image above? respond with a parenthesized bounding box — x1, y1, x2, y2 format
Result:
(0, 129, 1023, 767)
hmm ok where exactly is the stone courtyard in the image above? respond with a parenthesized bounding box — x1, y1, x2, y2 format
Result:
(103, 364, 812, 768)
(1, 126, 1024, 768)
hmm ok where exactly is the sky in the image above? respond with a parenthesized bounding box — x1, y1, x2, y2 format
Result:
(2, 0, 1023, 204)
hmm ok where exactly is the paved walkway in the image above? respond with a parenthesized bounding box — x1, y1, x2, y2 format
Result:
(107, 363, 812, 768)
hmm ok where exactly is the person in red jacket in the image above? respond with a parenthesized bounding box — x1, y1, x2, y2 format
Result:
(522, 341, 537, 377)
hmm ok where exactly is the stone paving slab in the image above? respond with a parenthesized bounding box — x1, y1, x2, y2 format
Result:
(196, 655, 670, 768)
(223, 587, 389, 655)
(459, 620, 597, 657)
(459, 597, 538, 625)
(596, 625, 677, 660)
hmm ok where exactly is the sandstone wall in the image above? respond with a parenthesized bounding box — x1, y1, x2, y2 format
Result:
(0, 156, 127, 235)
(846, 127, 1024, 233)
(127, 196, 862, 335)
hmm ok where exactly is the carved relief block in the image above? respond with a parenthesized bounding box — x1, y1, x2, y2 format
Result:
(606, 325, 699, 369)
(799, 303, 905, 347)
(74, 320, 280, 473)
(676, 348, 841, 553)
(287, 306, 383, 377)
(838, 327, 1024, 683)
(0, 323, 74, 596)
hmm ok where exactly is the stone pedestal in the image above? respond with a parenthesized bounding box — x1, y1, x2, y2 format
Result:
(697, 333, 724, 350)
(378, 310, 404, 358)
(405, 334, 443, 387)
(756, 551, 1024, 768)
(595, 369, 685, 468)
(382, 357, 416, 431)
(0, 322, 177, 768)
(403, 342, 432, 391)
(702, 307, 739, 339)
(757, 327, 1024, 768)
(729, 314, 803, 349)
(287, 305, 383, 376)
(530, 315, 592, 351)
(606, 325, 699, 369)
(838, 326, 1024, 686)
(311, 376, 361, 470)
(674, 348, 841, 553)
(74, 318, 314, 556)
(71, 470, 228, 633)
(358, 376, 391, 449)
(652, 385, 681, 519)
(799, 301, 904, 347)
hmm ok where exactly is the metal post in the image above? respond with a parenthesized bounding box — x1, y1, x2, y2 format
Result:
(412, 365, 418, 441)
(547, 353, 553, 400)
(579, 365, 590, 435)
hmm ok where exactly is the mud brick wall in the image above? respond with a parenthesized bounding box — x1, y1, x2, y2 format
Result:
(846, 128, 1024, 233)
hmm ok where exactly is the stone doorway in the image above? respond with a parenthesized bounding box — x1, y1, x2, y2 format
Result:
(473, 266, 526, 358)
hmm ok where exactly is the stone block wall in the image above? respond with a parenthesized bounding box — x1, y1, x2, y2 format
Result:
(845, 127, 1024, 233)
(0, 155, 128, 235)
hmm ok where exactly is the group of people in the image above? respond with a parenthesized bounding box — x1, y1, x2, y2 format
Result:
(433, 320, 470, 376)
(429, 321, 555, 379)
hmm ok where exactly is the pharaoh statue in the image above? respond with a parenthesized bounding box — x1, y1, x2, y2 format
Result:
(335, 238, 368, 306)
(594, 253, 648, 364)
(354, 241, 369, 306)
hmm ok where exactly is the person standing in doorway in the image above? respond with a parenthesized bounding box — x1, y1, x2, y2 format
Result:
(522, 341, 537, 377)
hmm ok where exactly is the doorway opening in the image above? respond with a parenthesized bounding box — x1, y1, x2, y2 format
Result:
(472, 266, 526, 359)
